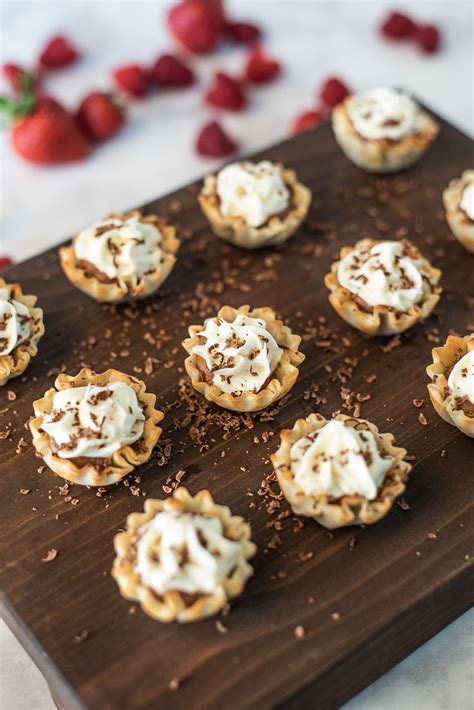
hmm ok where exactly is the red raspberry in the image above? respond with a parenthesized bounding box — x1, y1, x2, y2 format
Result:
(76, 92, 125, 141)
(319, 77, 350, 107)
(196, 120, 237, 158)
(380, 11, 416, 39)
(292, 110, 324, 134)
(0, 256, 13, 271)
(415, 24, 441, 53)
(151, 54, 195, 87)
(225, 21, 261, 45)
(205, 71, 246, 111)
(244, 48, 281, 84)
(39, 35, 80, 70)
(112, 65, 149, 99)
(168, 0, 225, 54)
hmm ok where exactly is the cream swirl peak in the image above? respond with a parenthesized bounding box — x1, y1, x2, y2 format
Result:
(448, 351, 474, 403)
(290, 419, 394, 500)
(74, 216, 163, 279)
(337, 240, 427, 311)
(134, 511, 244, 595)
(460, 182, 474, 221)
(216, 161, 290, 228)
(192, 314, 283, 395)
(347, 87, 419, 141)
(0, 287, 31, 356)
(42, 381, 145, 459)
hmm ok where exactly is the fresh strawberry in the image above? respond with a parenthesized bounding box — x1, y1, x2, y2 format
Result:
(380, 11, 416, 39)
(76, 92, 125, 141)
(244, 47, 281, 84)
(292, 110, 324, 134)
(319, 77, 350, 107)
(168, 0, 225, 54)
(151, 54, 195, 87)
(112, 64, 149, 98)
(8, 96, 90, 164)
(0, 257, 13, 271)
(225, 20, 261, 45)
(2, 64, 36, 95)
(414, 24, 441, 53)
(39, 34, 80, 70)
(205, 71, 246, 111)
(196, 120, 237, 157)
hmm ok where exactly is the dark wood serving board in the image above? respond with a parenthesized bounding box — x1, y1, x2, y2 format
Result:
(1, 106, 473, 710)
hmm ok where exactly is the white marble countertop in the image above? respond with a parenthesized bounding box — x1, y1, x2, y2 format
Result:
(1, 1, 473, 708)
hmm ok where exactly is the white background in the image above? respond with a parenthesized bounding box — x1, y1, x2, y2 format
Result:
(1, 1, 473, 708)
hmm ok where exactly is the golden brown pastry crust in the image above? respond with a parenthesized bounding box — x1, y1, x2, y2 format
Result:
(332, 98, 439, 174)
(426, 334, 474, 438)
(112, 486, 256, 623)
(59, 210, 180, 303)
(442, 170, 474, 254)
(272, 413, 412, 529)
(29, 368, 164, 486)
(182, 304, 305, 412)
(324, 238, 442, 336)
(198, 165, 312, 249)
(0, 278, 45, 386)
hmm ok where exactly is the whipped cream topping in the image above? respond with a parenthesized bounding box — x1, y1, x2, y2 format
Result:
(0, 287, 31, 356)
(338, 240, 426, 311)
(347, 87, 419, 141)
(42, 381, 145, 459)
(216, 161, 290, 228)
(290, 419, 394, 500)
(135, 511, 243, 595)
(193, 314, 282, 395)
(460, 182, 474, 221)
(74, 216, 163, 279)
(448, 351, 474, 403)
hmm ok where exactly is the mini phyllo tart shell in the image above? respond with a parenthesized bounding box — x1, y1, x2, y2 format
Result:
(332, 98, 439, 174)
(29, 368, 164, 486)
(0, 278, 45, 386)
(198, 166, 311, 249)
(426, 334, 474, 438)
(59, 210, 180, 303)
(324, 238, 442, 336)
(272, 413, 412, 529)
(112, 486, 256, 623)
(442, 170, 474, 254)
(182, 304, 305, 412)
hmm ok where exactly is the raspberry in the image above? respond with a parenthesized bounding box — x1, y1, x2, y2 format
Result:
(151, 54, 195, 87)
(415, 24, 441, 53)
(0, 256, 12, 271)
(380, 11, 416, 39)
(244, 48, 281, 84)
(205, 71, 246, 111)
(168, 0, 224, 54)
(39, 35, 80, 70)
(112, 65, 149, 98)
(225, 21, 262, 45)
(292, 110, 324, 134)
(76, 92, 125, 141)
(319, 77, 350, 107)
(196, 120, 237, 157)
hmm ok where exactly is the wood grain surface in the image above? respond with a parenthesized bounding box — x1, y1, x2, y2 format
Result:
(0, 108, 473, 710)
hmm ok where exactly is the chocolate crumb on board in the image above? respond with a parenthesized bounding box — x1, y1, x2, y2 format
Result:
(42, 548, 58, 562)
(412, 398, 424, 408)
(331, 612, 341, 622)
(215, 620, 229, 635)
(168, 677, 182, 692)
(19, 488, 30, 495)
(397, 498, 410, 511)
(294, 625, 306, 640)
(73, 630, 89, 643)
(418, 412, 428, 426)
(7, 390, 16, 401)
